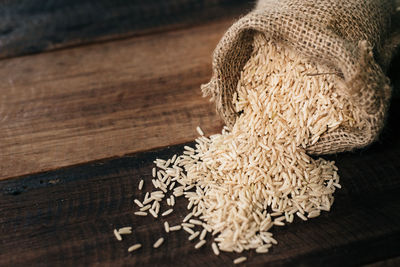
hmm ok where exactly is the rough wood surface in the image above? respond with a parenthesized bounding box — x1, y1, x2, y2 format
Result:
(1, 100, 400, 266)
(1, 5, 399, 264)
(0, 0, 252, 59)
(0, 19, 230, 180)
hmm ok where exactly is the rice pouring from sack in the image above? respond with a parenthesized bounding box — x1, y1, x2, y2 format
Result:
(137, 32, 364, 255)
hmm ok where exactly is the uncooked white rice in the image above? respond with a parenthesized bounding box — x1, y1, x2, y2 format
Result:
(194, 240, 206, 249)
(181, 223, 194, 228)
(134, 199, 144, 208)
(233, 256, 247, 264)
(296, 212, 308, 221)
(125, 32, 363, 261)
(183, 213, 193, 223)
(211, 242, 220, 255)
(200, 229, 207, 240)
(183, 226, 195, 235)
(169, 225, 182, 231)
(149, 209, 158, 218)
(164, 221, 170, 233)
(256, 244, 271, 253)
(118, 227, 132, 235)
(169, 182, 176, 190)
(138, 179, 144, 190)
(196, 126, 204, 136)
(134, 211, 148, 216)
(188, 231, 200, 240)
(189, 219, 202, 226)
(162, 209, 173, 217)
(153, 237, 164, 248)
(114, 229, 122, 241)
(128, 244, 142, 252)
(171, 154, 177, 163)
(143, 193, 152, 205)
(154, 202, 160, 215)
(140, 204, 151, 211)
(307, 210, 321, 218)
(273, 220, 285, 226)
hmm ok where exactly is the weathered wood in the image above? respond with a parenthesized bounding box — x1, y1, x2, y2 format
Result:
(0, 19, 230, 180)
(1, 101, 400, 266)
(1, 2, 399, 264)
(0, 0, 252, 59)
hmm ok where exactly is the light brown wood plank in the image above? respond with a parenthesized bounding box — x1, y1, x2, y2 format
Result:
(0, 0, 252, 59)
(0, 19, 232, 180)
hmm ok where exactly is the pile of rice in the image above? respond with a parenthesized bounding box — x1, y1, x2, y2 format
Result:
(127, 33, 364, 261)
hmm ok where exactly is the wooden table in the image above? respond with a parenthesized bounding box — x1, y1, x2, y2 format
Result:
(1, 1, 399, 266)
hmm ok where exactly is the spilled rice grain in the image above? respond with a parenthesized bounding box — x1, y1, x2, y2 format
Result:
(125, 33, 363, 260)
(114, 229, 122, 241)
(153, 237, 164, 248)
(233, 256, 247, 264)
(128, 244, 142, 252)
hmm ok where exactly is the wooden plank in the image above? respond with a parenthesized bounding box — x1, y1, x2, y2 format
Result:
(365, 257, 400, 267)
(1, 100, 400, 266)
(0, 19, 230, 180)
(0, 0, 252, 59)
(389, 50, 400, 98)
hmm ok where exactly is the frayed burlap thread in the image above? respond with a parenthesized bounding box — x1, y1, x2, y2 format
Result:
(202, 0, 399, 155)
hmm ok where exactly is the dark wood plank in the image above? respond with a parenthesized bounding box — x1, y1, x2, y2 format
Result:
(1, 99, 399, 266)
(365, 257, 400, 267)
(0, 19, 230, 180)
(0, 0, 253, 59)
(389, 49, 400, 98)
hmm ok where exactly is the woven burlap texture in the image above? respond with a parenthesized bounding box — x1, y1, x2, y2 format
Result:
(202, 0, 399, 155)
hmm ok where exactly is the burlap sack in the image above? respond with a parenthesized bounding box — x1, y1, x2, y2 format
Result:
(202, 0, 400, 155)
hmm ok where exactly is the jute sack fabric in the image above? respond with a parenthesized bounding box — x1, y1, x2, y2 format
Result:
(202, 0, 400, 155)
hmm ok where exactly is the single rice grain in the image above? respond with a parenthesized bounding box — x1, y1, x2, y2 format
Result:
(138, 179, 144, 190)
(128, 244, 142, 252)
(153, 237, 164, 248)
(134, 199, 144, 208)
(211, 242, 220, 255)
(164, 221, 170, 233)
(114, 229, 122, 241)
(162, 209, 173, 217)
(188, 231, 200, 240)
(233, 257, 247, 264)
(169, 225, 182, 231)
(194, 240, 206, 249)
(199, 229, 207, 240)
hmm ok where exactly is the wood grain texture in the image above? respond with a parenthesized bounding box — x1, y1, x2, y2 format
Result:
(0, 19, 231, 180)
(1, 100, 400, 266)
(0, 0, 252, 59)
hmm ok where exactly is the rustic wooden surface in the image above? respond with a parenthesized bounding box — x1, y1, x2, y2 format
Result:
(1, 2, 400, 265)
(0, 0, 252, 59)
(0, 19, 232, 180)
(1, 99, 400, 266)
